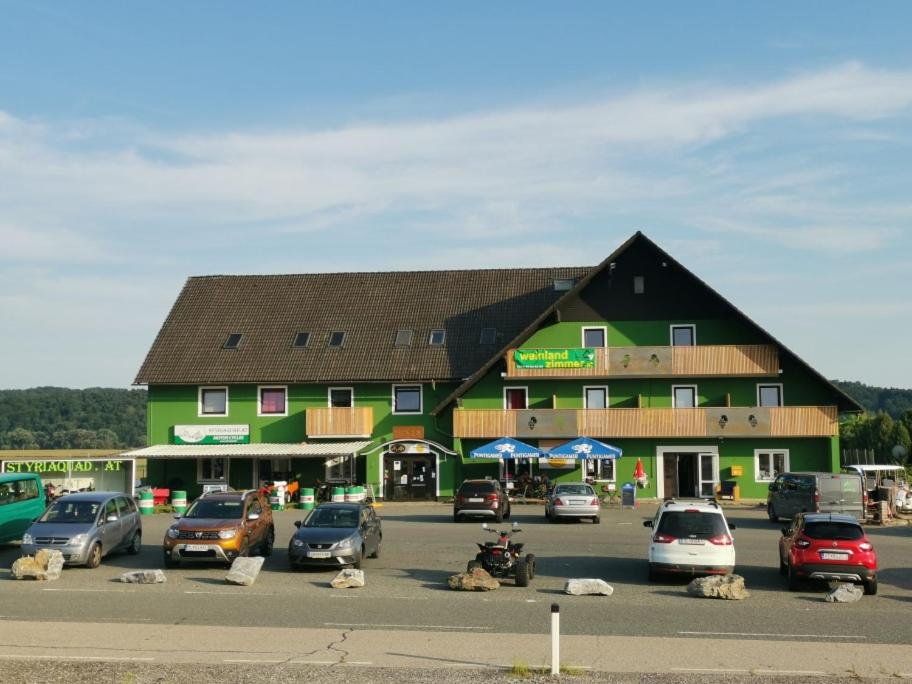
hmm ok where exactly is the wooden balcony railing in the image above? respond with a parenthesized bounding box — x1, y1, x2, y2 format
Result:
(453, 406, 837, 439)
(306, 407, 374, 438)
(505, 344, 778, 378)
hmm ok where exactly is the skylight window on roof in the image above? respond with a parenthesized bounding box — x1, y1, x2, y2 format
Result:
(223, 333, 243, 349)
(429, 329, 446, 346)
(553, 278, 576, 291)
(328, 331, 345, 347)
(479, 327, 497, 345)
(292, 331, 310, 348)
(394, 329, 414, 346)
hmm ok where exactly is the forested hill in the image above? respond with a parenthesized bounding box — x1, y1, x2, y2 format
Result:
(0, 387, 147, 449)
(832, 380, 912, 418)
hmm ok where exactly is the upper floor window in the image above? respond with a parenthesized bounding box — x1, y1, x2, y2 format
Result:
(393, 384, 422, 414)
(479, 328, 497, 345)
(328, 387, 354, 408)
(223, 333, 243, 349)
(258, 386, 287, 416)
(584, 386, 608, 409)
(394, 329, 413, 346)
(429, 329, 446, 346)
(757, 384, 783, 407)
(504, 387, 528, 410)
(582, 327, 607, 348)
(328, 331, 345, 347)
(672, 385, 697, 409)
(198, 387, 228, 416)
(670, 324, 696, 347)
(633, 276, 646, 294)
(292, 331, 310, 348)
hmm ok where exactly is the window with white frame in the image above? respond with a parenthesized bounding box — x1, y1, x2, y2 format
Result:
(672, 385, 697, 408)
(393, 384, 422, 414)
(757, 384, 783, 407)
(328, 387, 354, 407)
(586, 458, 616, 481)
(584, 386, 608, 409)
(257, 386, 287, 416)
(198, 387, 228, 416)
(582, 326, 607, 348)
(670, 324, 696, 346)
(198, 457, 228, 483)
(755, 449, 789, 481)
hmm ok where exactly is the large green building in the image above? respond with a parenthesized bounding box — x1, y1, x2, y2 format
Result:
(130, 232, 860, 501)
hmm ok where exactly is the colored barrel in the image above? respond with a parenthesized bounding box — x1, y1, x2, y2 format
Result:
(269, 493, 283, 510)
(171, 490, 188, 514)
(299, 488, 315, 510)
(331, 487, 346, 503)
(139, 490, 154, 515)
(352, 486, 365, 502)
(344, 487, 354, 502)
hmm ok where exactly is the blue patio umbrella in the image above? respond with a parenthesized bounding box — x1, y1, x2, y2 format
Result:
(547, 437, 623, 460)
(469, 437, 544, 460)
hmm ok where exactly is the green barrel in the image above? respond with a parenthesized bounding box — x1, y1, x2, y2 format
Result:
(269, 492, 283, 510)
(331, 487, 346, 502)
(172, 490, 187, 515)
(139, 490, 154, 515)
(344, 487, 355, 502)
(299, 488, 315, 510)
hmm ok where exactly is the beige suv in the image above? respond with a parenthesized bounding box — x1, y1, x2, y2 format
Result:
(163, 490, 274, 567)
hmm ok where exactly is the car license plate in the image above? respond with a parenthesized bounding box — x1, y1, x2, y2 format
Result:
(307, 551, 331, 559)
(468, 497, 484, 503)
(570, 500, 585, 506)
(820, 552, 848, 560)
(679, 538, 705, 545)
(184, 544, 209, 552)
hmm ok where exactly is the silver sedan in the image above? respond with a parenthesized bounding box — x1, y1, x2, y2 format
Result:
(545, 483, 600, 524)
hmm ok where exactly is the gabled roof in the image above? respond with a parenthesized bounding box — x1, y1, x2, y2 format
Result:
(134, 267, 590, 385)
(431, 231, 864, 414)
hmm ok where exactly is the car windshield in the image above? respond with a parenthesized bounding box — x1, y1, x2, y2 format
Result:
(458, 482, 495, 496)
(803, 521, 863, 541)
(304, 507, 358, 528)
(554, 485, 594, 496)
(656, 511, 727, 538)
(183, 499, 244, 519)
(38, 500, 101, 524)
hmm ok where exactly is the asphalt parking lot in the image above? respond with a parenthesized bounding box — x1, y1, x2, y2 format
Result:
(2, 501, 910, 645)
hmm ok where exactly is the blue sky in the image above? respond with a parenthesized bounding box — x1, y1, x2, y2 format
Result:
(1, 2, 911, 389)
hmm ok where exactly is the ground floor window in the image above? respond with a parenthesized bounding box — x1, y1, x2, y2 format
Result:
(586, 458, 615, 481)
(198, 457, 228, 483)
(755, 449, 789, 482)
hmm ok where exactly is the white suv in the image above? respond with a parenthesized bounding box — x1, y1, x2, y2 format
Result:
(643, 499, 736, 581)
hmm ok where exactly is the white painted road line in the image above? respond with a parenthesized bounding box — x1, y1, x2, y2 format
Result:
(0, 654, 154, 662)
(184, 590, 278, 596)
(291, 660, 337, 665)
(754, 670, 827, 676)
(673, 668, 749, 674)
(678, 631, 865, 639)
(324, 622, 491, 631)
(224, 659, 286, 663)
(43, 588, 136, 593)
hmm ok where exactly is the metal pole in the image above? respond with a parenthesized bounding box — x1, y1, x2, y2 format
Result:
(551, 603, 560, 675)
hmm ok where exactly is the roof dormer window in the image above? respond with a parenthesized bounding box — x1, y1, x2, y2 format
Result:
(429, 329, 446, 346)
(328, 331, 345, 347)
(222, 333, 243, 349)
(292, 331, 310, 348)
(394, 329, 413, 346)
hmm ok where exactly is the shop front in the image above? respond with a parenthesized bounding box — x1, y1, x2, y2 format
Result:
(363, 439, 457, 501)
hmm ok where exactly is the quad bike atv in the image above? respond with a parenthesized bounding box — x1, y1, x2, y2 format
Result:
(467, 522, 536, 587)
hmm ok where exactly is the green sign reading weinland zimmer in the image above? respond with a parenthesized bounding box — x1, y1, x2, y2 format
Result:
(513, 348, 596, 369)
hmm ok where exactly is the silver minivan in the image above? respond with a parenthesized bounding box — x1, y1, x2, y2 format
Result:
(767, 472, 864, 522)
(22, 492, 142, 568)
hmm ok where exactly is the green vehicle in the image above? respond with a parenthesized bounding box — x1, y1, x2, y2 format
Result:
(0, 473, 47, 544)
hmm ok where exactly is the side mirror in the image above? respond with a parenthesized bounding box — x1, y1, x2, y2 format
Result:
(294, 520, 302, 529)
(768, 483, 777, 492)
(247, 512, 260, 521)
(643, 520, 653, 528)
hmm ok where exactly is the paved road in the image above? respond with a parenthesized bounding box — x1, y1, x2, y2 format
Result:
(2, 502, 910, 679)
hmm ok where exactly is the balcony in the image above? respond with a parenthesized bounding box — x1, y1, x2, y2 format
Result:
(453, 406, 837, 439)
(505, 344, 779, 379)
(306, 407, 373, 438)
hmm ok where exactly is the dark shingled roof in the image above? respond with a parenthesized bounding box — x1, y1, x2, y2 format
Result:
(134, 267, 592, 385)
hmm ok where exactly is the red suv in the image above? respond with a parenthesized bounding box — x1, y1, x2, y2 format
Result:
(779, 513, 877, 594)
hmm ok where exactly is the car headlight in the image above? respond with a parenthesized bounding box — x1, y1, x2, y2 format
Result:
(166, 528, 179, 539)
(22, 533, 33, 545)
(70, 534, 88, 545)
(292, 539, 304, 547)
(334, 538, 354, 551)
(218, 529, 236, 540)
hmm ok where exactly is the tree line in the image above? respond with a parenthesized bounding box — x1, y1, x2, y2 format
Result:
(0, 387, 147, 450)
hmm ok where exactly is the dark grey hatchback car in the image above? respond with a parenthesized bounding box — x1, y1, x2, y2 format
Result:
(287, 503, 381, 569)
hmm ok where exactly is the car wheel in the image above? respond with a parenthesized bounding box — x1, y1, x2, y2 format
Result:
(767, 505, 778, 523)
(504, 505, 511, 520)
(524, 553, 536, 580)
(453, 511, 460, 523)
(127, 532, 142, 555)
(863, 577, 878, 595)
(85, 543, 102, 569)
(369, 536, 381, 559)
(467, 560, 482, 572)
(544, 508, 550, 520)
(787, 561, 800, 591)
(592, 516, 601, 524)
(261, 527, 274, 557)
(514, 559, 530, 587)
(494, 509, 504, 523)
(647, 563, 660, 582)
(164, 551, 179, 569)
(353, 547, 364, 570)
(778, 554, 787, 575)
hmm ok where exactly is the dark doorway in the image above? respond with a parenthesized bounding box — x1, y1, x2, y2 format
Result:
(664, 453, 697, 498)
(383, 455, 436, 500)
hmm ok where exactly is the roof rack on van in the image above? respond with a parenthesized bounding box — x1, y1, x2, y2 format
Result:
(662, 497, 720, 509)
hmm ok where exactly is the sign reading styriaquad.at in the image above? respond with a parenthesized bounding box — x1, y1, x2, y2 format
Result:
(513, 348, 596, 369)
(173, 425, 250, 445)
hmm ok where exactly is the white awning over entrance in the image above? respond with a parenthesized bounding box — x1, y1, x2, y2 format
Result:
(122, 442, 370, 458)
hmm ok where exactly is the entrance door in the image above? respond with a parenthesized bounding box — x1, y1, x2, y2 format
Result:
(663, 453, 698, 498)
(698, 453, 717, 498)
(383, 455, 436, 500)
